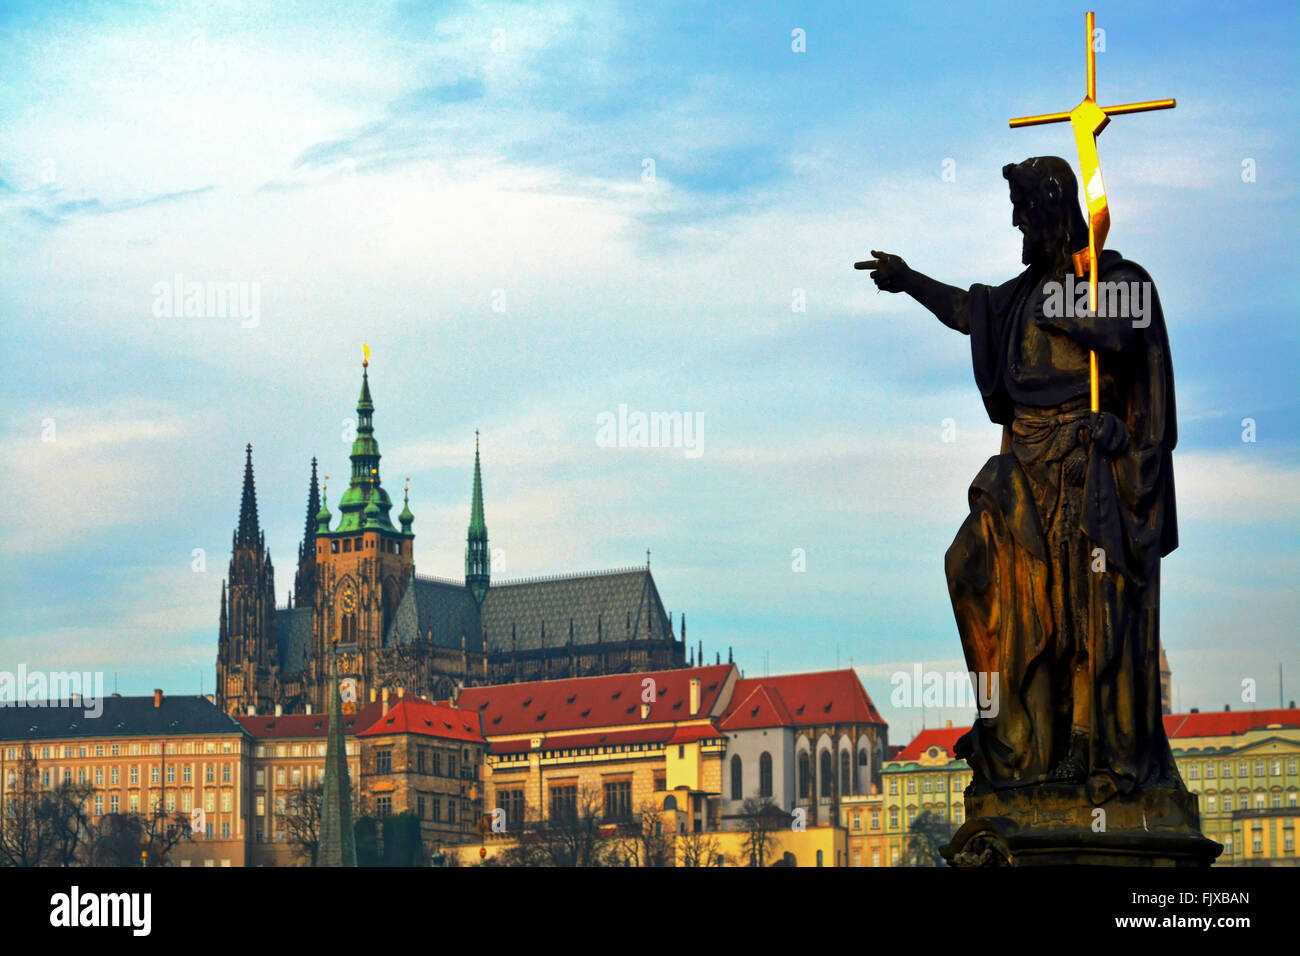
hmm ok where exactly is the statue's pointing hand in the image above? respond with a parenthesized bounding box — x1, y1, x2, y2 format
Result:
(855, 250, 909, 293)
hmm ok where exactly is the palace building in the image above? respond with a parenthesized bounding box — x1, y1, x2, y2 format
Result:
(216, 357, 687, 718)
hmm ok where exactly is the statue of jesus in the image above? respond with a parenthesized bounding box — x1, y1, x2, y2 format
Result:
(862, 156, 1184, 805)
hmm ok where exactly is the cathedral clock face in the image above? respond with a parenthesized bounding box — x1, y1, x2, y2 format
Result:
(341, 586, 356, 612)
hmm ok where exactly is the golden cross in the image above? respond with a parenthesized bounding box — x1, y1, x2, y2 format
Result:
(1009, 11, 1175, 411)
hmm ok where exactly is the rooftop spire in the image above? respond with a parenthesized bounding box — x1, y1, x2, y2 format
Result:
(235, 444, 261, 549)
(466, 431, 490, 604)
(317, 646, 357, 867)
(334, 350, 395, 533)
(302, 458, 320, 548)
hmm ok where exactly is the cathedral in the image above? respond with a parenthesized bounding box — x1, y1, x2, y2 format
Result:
(217, 357, 688, 717)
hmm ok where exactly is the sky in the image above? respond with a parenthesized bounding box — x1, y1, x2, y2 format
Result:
(1, 0, 1296, 742)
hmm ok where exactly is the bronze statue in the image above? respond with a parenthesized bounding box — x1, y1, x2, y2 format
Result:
(860, 156, 1183, 806)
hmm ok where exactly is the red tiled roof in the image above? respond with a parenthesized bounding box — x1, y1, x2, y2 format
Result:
(666, 722, 727, 744)
(718, 670, 885, 731)
(235, 699, 391, 739)
(456, 664, 735, 736)
(892, 727, 966, 762)
(357, 698, 483, 743)
(1163, 708, 1300, 739)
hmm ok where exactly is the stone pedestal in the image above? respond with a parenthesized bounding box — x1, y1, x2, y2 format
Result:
(943, 784, 1222, 867)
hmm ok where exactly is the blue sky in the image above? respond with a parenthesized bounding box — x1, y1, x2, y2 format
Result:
(1, 0, 1296, 741)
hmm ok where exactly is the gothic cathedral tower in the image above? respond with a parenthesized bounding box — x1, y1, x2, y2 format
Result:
(308, 357, 414, 712)
(216, 445, 280, 715)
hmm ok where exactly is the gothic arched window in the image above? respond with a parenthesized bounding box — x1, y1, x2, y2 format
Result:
(730, 755, 743, 800)
(819, 750, 832, 798)
(798, 752, 811, 799)
(840, 750, 852, 795)
(759, 752, 773, 798)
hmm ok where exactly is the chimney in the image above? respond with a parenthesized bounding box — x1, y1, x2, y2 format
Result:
(945, 720, 952, 728)
(1190, 707, 1199, 714)
(640, 702, 651, 721)
(275, 704, 283, 717)
(153, 689, 163, 709)
(247, 705, 255, 716)
(305, 703, 312, 715)
(1224, 705, 1230, 712)
(689, 678, 701, 716)
(382, 687, 390, 716)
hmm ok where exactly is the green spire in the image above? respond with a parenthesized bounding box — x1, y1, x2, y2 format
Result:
(334, 354, 396, 533)
(317, 648, 357, 867)
(399, 479, 414, 534)
(316, 480, 332, 535)
(465, 430, 489, 604)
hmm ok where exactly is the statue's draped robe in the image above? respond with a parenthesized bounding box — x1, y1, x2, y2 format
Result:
(947, 249, 1184, 803)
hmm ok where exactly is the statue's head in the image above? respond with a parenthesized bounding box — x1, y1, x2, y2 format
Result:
(1003, 157, 1089, 279)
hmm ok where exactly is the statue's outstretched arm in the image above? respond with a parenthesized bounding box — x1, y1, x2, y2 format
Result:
(857, 250, 970, 334)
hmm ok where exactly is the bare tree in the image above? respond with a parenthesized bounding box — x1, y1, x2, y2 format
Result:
(676, 828, 722, 867)
(284, 780, 324, 866)
(738, 796, 784, 867)
(613, 803, 672, 867)
(0, 745, 96, 867)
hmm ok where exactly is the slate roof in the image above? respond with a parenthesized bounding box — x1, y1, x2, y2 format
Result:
(384, 577, 484, 651)
(481, 568, 673, 652)
(276, 606, 314, 674)
(0, 695, 248, 741)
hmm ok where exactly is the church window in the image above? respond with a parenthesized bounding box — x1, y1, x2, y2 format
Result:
(820, 751, 833, 798)
(841, 751, 851, 794)
(730, 755, 743, 800)
(759, 752, 773, 798)
(798, 753, 811, 798)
